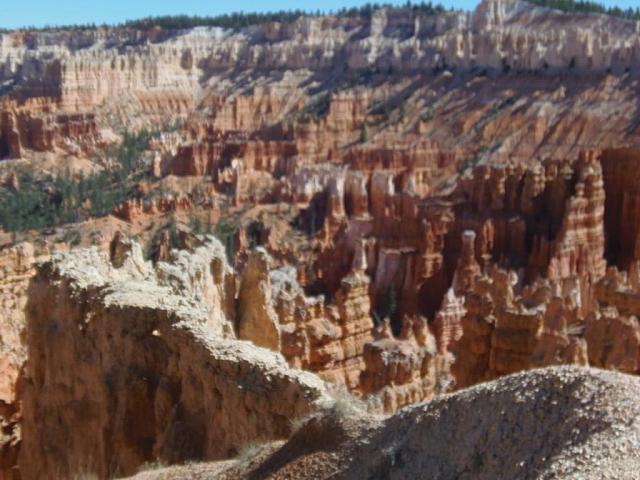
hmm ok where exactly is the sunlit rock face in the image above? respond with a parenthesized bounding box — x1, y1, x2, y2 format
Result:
(3, 0, 640, 163)
(18, 238, 328, 479)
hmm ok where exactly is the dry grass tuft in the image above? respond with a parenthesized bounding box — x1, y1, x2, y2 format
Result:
(236, 442, 266, 465)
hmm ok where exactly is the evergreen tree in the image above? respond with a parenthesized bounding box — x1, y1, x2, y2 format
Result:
(0, 129, 152, 233)
(5, 2, 451, 32)
(360, 124, 368, 144)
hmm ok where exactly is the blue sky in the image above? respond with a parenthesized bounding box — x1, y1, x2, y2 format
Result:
(2, 0, 638, 29)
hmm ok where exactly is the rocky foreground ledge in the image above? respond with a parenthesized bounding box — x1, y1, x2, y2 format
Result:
(17, 237, 330, 479)
(127, 365, 640, 480)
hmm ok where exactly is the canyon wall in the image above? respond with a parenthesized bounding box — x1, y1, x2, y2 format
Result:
(3, 0, 639, 95)
(11, 147, 640, 477)
(0, 100, 101, 158)
(284, 148, 640, 395)
(447, 149, 640, 387)
(2, 0, 640, 163)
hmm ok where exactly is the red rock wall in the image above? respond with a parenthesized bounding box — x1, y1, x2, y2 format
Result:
(0, 100, 100, 158)
(601, 148, 640, 269)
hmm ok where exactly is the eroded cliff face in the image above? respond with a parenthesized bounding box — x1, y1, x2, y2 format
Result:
(601, 148, 640, 269)
(444, 150, 640, 387)
(4, 0, 640, 97)
(236, 245, 451, 412)
(2, 0, 640, 165)
(0, 243, 35, 480)
(297, 151, 606, 332)
(277, 147, 640, 397)
(237, 248, 281, 351)
(18, 238, 328, 479)
(0, 99, 102, 159)
(271, 263, 375, 390)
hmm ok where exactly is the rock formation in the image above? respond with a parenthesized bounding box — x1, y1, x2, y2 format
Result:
(0, 98, 104, 159)
(0, 243, 35, 480)
(237, 248, 281, 351)
(1, 0, 640, 167)
(601, 148, 640, 269)
(432, 288, 466, 354)
(112, 194, 196, 223)
(271, 262, 374, 390)
(360, 315, 452, 412)
(585, 306, 640, 373)
(18, 238, 328, 479)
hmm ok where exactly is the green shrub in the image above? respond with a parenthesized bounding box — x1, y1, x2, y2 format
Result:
(360, 124, 368, 143)
(145, 220, 181, 259)
(61, 229, 82, 246)
(215, 219, 237, 263)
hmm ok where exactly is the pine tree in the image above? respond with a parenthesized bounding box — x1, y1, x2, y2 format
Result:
(360, 124, 368, 144)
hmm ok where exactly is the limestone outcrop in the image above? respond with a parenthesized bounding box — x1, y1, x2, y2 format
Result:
(0, 100, 101, 158)
(237, 248, 281, 351)
(3, 0, 639, 100)
(271, 263, 374, 390)
(360, 316, 452, 412)
(112, 194, 196, 223)
(18, 238, 328, 479)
